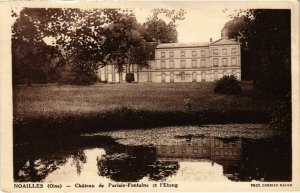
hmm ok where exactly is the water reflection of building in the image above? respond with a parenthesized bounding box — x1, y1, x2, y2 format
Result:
(156, 137, 242, 181)
(156, 137, 242, 161)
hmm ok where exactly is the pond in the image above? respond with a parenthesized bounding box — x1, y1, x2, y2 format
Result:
(14, 124, 291, 183)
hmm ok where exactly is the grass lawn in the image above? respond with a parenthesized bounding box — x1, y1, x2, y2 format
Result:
(13, 82, 271, 119)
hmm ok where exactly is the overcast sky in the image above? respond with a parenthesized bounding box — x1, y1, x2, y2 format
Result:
(135, 7, 233, 43)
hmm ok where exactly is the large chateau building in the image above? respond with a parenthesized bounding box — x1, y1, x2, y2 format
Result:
(98, 30, 241, 83)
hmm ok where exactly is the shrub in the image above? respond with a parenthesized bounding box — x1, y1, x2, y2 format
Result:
(125, 73, 135, 83)
(214, 75, 242, 95)
(269, 92, 291, 132)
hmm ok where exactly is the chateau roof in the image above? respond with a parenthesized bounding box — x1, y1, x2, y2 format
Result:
(156, 38, 239, 49)
(156, 42, 209, 49)
(210, 38, 240, 46)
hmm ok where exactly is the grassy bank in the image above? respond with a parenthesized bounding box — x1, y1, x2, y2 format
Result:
(14, 82, 270, 118)
(13, 82, 273, 143)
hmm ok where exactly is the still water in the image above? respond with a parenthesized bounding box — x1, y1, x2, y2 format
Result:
(14, 126, 291, 183)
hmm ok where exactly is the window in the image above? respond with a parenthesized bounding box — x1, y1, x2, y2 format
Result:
(169, 52, 174, 58)
(161, 73, 166, 82)
(170, 73, 174, 82)
(161, 52, 165, 58)
(193, 148, 198, 154)
(214, 71, 218, 80)
(192, 72, 197, 82)
(222, 49, 227, 55)
(161, 60, 166, 68)
(213, 49, 219, 55)
(201, 50, 206, 56)
(222, 58, 228, 66)
(201, 72, 206, 82)
(156, 62, 160, 69)
(182, 147, 186, 153)
(192, 51, 197, 57)
(180, 60, 186, 68)
(201, 59, 206, 67)
(169, 60, 175, 68)
(231, 58, 237, 66)
(181, 72, 186, 81)
(171, 147, 175, 153)
(231, 48, 237, 54)
(214, 139, 220, 147)
(192, 60, 197, 68)
(224, 150, 228, 156)
(162, 147, 166, 153)
(213, 58, 219, 66)
(180, 51, 185, 57)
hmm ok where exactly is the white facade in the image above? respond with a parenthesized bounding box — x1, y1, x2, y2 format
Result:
(98, 37, 241, 83)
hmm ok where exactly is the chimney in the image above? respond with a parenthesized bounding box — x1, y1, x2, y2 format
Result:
(210, 38, 213, 42)
(221, 28, 229, 38)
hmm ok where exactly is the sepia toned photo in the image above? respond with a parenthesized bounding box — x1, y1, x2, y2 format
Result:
(0, 1, 299, 192)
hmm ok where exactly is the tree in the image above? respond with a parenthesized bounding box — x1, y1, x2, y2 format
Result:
(143, 19, 178, 43)
(12, 8, 128, 85)
(142, 9, 186, 43)
(101, 13, 145, 82)
(12, 8, 186, 85)
(11, 10, 65, 85)
(223, 10, 291, 96)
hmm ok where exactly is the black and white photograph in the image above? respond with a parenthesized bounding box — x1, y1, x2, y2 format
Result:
(0, 1, 299, 192)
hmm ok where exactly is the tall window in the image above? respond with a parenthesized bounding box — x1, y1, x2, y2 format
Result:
(169, 51, 174, 58)
(231, 58, 237, 66)
(192, 72, 197, 82)
(222, 49, 227, 55)
(201, 72, 206, 82)
(156, 62, 160, 69)
(169, 60, 175, 68)
(181, 72, 186, 81)
(161, 52, 165, 58)
(213, 49, 219, 55)
(213, 58, 219, 66)
(231, 48, 237, 54)
(161, 73, 166, 82)
(222, 58, 228, 66)
(180, 51, 185, 57)
(192, 51, 197, 57)
(201, 59, 206, 67)
(161, 60, 166, 68)
(201, 50, 206, 56)
(214, 71, 218, 81)
(192, 60, 197, 68)
(170, 73, 174, 82)
(181, 60, 186, 68)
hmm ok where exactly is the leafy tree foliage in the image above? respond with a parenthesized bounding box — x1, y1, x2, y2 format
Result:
(143, 19, 178, 43)
(214, 75, 242, 95)
(12, 8, 185, 85)
(12, 9, 65, 85)
(223, 10, 291, 96)
(143, 9, 186, 43)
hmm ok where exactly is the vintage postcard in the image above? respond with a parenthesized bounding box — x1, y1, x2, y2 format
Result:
(0, 0, 299, 192)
